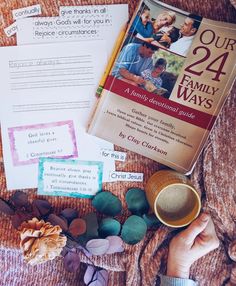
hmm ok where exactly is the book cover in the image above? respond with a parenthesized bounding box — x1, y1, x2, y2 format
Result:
(88, 0, 236, 174)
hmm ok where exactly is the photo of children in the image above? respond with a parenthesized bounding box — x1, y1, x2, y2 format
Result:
(128, 0, 202, 57)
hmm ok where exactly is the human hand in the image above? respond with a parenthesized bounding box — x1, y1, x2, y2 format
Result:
(133, 75, 145, 85)
(144, 37, 154, 43)
(167, 213, 220, 279)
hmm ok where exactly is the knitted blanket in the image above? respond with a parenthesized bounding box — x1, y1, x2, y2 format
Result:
(0, 0, 235, 285)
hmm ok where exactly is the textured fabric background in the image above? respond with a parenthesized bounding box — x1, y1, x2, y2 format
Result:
(0, 0, 236, 285)
(230, 0, 236, 9)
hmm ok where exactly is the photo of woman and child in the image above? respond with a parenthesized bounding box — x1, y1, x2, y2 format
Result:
(130, 5, 179, 48)
(129, 1, 202, 57)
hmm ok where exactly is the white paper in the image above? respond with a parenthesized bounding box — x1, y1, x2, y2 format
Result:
(0, 41, 115, 190)
(109, 171, 144, 182)
(16, 4, 128, 59)
(101, 149, 127, 162)
(4, 22, 18, 37)
(12, 4, 42, 20)
(60, 4, 124, 17)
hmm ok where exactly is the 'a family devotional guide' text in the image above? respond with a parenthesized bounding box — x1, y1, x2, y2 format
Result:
(88, 0, 236, 173)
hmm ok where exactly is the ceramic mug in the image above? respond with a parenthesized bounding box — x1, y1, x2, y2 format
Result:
(145, 170, 201, 228)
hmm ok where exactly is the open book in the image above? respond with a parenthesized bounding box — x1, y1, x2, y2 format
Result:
(88, 0, 236, 174)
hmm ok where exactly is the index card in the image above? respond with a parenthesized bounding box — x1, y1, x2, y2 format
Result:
(16, 4, 128, 59)
(38, 158, 103, 198)
(8, 121, 77, 166)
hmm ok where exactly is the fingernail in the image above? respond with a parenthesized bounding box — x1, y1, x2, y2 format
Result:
(200, 213, 209, 222)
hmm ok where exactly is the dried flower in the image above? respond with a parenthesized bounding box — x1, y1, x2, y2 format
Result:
(19, 217, 67, 265)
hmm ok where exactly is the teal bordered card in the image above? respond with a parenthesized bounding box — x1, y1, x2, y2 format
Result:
(38, 157, 103, 198)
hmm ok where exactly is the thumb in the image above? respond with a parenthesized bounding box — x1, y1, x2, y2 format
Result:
(181, 213, 210, 244)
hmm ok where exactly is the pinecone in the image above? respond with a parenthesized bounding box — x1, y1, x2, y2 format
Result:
(19, 217, 67, 265)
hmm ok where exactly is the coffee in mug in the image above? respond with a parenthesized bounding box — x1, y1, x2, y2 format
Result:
(145, 170, 201, 228)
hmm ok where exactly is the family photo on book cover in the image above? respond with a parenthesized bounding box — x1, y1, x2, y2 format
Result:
(88, 0, 236, 174)
(111, 1, 203, 100)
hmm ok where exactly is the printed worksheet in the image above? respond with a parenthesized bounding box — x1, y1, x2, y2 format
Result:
(0, 41, 115, 190)
(16, 4, 128, 59)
